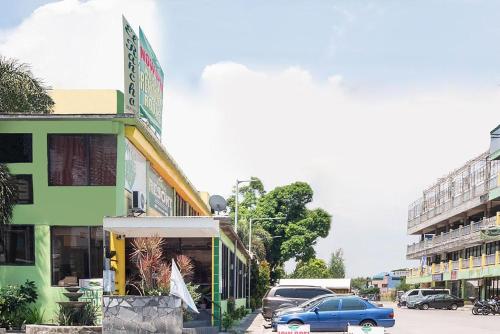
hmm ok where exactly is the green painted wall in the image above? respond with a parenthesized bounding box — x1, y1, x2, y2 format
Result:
(0, 119, 125, 321)
(220, 231, 247, 264)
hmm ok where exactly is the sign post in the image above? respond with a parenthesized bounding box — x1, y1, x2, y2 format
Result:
(122, 16, 139, 115)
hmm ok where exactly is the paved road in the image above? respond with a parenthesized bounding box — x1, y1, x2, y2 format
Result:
(238, 304, 500, 334)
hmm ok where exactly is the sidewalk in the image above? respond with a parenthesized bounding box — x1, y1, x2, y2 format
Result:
(231, 310, 269, 334)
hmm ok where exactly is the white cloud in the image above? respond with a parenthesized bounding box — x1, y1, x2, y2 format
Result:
(0, 0, 160, 89)
(165, 63, 500, 276)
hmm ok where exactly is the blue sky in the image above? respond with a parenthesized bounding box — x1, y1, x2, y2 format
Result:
(4, 0, 500, 89)
(1, 0, 499, 276)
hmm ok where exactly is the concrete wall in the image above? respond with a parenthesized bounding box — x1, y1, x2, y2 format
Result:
(103, 296, 183, 334)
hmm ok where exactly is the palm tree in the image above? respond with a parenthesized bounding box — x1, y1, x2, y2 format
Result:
(0, 56, 54, 224)
(0, 164, 16, 224)
(0, 56, 54, 114)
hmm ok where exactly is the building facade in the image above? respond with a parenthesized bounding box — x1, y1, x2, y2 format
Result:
(0, 90, 248, 325)
(406, 124, 500, 300)
(371, 272, 402, 294)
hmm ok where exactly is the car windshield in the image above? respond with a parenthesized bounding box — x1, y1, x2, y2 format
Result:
(299, 295, 330, 308)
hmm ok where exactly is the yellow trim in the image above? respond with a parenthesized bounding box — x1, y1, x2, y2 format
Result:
(125, 126, 210, 215)
(469, 256, 474, 269)
(459, 258, 463, 270)
(110, 233, 126, 295)
(481, 254, 486, 268)
(448, 260, 453, 273)
(496, 212, 500, 226)
(496, 251, 500, 266)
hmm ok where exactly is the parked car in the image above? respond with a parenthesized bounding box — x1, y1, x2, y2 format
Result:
(272, 293, 335, 319)
(403, 288, 450, 308)
(272, 295, 395, 332)
(262, 285, 334, 320)
(414, 294, 464, 310)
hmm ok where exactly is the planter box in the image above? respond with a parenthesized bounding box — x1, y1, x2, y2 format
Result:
(103, 295, 183, 334)
(25, 325, 101, 334)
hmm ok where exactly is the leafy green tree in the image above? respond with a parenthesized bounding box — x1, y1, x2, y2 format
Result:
(351, 277, 370, 291)
(328, 248, 346, 278)
(396, 277, 414, 292)
(228, 179, 332, 281)
(0, 56, 54, 114)
(0, 56, 53, 225)
(0, 164, 16, 225)
(291, 258, 331, 279)
(250, 260, 271, 309)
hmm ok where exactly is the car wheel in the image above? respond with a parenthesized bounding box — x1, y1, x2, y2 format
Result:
(360, 320, 376, 327)
(287, 320, 304, 325)
(450, 304, 458, 310)
(421, 303, 429, 310)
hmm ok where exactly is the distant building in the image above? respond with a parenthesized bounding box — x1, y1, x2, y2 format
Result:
(371, 272, 402, 293)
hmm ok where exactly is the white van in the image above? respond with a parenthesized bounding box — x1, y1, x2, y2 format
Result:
(402, 289, 450, 308)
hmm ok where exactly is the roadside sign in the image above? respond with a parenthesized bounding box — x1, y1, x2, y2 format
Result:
(347, 325, 385, 334)
(277, 324, 310, 334)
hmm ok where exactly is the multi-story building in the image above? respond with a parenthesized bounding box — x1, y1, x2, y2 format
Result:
(406, 124, 500, 300)
(0, 90, 249, 326)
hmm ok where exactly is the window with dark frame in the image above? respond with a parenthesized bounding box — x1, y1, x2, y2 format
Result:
(0, 133, 32, 163)
(50, 226, 103, 286)
(0, 225, 35, 265)
(48, 134, 117, 186)
(12, 174, 33, 204)
(221, 243, 229, 299)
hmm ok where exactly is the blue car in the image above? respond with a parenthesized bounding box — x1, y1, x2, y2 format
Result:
(272, 296, 395, 332)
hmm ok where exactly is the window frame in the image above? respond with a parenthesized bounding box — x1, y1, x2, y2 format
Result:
(47, 134, 117, 187)
(12, 174, 34, 205)
(49, 225, 103, 286)
(0, 133, 33, 163)
(340, 298, 367, 311)
(0, 224, 35, 266)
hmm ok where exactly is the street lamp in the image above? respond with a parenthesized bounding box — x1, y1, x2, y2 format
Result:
(234, 179, 251, 300)
(247, 217, 284, 308)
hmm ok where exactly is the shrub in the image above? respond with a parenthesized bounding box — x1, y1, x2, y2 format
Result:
(57, 303, 99, 326)
(0, 280, 38, 329)
(222, 312, 234, 331)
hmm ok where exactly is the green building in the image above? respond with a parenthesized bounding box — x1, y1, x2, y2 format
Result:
(0, 90, 249, 326)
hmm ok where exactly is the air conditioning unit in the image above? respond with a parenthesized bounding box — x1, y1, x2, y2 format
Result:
(132, 190, 146, 213)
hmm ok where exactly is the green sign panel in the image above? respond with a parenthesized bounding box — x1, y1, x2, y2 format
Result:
(147, 166, 173, 216)
(139, 27, 164, 136)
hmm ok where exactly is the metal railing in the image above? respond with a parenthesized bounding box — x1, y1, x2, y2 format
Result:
(407, 216, 497, 258)
(473, 256, 482, 267)
(486, 254, 496, 265)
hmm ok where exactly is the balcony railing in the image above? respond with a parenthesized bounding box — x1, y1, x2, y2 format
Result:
(408, 183, 490, 230)
(408, 254, 499, 279)
(407, 216, 497, 259)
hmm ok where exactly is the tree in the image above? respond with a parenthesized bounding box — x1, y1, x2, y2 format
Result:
(250, 260, 271, 309)
(0, 164, 16, 225)
(228, 179, 332, 282)
(291, 258, 331, 279)
(396, 277, 415, 292)
(0, 56, 53, 225)
(328, 248, 346, 278)
(351, 277, 370, 291)
(0, 56, 54, 114)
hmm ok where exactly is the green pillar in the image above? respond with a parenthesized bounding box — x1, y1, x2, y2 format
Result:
(212, 237, 221, 328)
(460, 279, 465, 299)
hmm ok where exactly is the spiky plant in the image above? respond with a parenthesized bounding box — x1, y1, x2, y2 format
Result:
(0, 164, 16, 224)
(0, 56, 54, 114)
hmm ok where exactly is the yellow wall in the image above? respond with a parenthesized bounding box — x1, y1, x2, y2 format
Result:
(50, 89, 119, 114)
(125, 126, 210, 215)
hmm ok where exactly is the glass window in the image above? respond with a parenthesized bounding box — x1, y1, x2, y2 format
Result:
(48, 134, 116, 186)
(51, 226, 103, 286)
(0, 134, 32, 163)
(340, 298, 366, 311)
(12, 174, 33, 204)
(275, 288, 296, 298)
(0, 225, 35, 265)
(408, 290, 418, 296)
(318, 298, 340, 311)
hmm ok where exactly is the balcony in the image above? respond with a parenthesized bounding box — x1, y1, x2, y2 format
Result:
(406, 216, 497, 259)
(407, 253, 500, 284)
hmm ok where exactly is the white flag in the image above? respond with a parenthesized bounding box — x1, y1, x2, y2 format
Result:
(170, 259, 199, 314)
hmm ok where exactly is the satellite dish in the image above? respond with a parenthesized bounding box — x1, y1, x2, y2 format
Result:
(209, 195, 227, 213)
